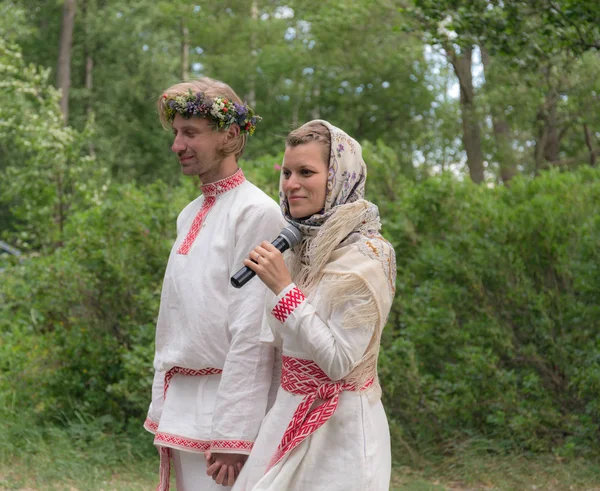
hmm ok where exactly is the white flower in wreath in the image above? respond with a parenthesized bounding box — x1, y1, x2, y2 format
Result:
(211, 101, 226, 120)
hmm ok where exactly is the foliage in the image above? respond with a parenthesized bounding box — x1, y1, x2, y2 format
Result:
(0, 38, 107, 250)
(413, 0, 600, 61)
(0, 179, 197, 422)
(377, 166, 600, 455)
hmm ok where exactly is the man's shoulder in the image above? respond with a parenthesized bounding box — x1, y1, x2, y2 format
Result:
(236, 180, 281, 213)
(183, 193, 204, 209)
(177, 194, 203, 221)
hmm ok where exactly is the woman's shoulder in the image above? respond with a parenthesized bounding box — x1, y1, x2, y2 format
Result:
(323, 232, 396, 297)
(339, 232, 395, 268)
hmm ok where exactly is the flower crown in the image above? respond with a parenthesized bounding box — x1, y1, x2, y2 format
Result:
(161, 90, 261, 135)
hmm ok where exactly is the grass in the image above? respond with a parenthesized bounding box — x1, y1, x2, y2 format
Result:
(1, 412, 599, 490)
(3, 453, 600, 491)
(0, 408, 158, 490)
(390, 455, 600, 491)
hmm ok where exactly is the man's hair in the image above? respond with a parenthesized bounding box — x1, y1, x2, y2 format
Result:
(286, 121, 331, 164)
(158, 77, 247, 161)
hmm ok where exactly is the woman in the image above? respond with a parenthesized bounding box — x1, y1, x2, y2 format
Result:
(230, 120, 396, 490)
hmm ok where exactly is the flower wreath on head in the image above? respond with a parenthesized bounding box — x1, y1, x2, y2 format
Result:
(161, 90, 262, 135)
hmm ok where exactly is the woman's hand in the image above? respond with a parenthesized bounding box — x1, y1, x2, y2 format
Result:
(244, 241, 292, 295)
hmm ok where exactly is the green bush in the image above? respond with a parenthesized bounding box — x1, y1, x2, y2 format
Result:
(375, 167, 600, 456)
(0, 179, 197, 423)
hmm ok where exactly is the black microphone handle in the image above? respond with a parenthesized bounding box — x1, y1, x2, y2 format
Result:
(230, 266, 257, 289)
(230, 236, 290, 288)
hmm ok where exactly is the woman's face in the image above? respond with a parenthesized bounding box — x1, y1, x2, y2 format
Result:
(281, 142, 329, 219)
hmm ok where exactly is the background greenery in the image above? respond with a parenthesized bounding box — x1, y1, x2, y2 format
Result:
(1, 0, 599, 488)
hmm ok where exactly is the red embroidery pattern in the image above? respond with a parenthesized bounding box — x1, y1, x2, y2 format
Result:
(144, 417, 159, 434)
(163, 366, 223, 399)
(201, 168, 245, 196)
(267, 356, 373, 471)
(176, 169, 246, 255)
(271, 287, 306, 323)
(211, 439, 254, 453)
(176, 196, 216, 255)
(155, 431, 211, 452)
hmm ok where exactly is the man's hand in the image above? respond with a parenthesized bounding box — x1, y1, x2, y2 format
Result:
(204, 451, 248, 487)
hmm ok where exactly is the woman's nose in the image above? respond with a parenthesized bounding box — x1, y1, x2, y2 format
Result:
(283, 175, 301, 191)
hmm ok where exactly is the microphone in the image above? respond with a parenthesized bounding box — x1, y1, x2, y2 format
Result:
(231, 224, 302, 288)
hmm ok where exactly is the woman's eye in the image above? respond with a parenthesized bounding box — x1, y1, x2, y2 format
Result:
(301, 169, 314, 176)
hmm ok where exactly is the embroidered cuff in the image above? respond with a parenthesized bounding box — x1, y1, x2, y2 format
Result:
(271, 285, 306, 323)
(144, 416, 159, 434)
(210, 439, 254, 455)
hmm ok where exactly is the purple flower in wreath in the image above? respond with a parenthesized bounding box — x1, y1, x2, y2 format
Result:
(185, 101, 197, 116)
(234, 102, 249, 125)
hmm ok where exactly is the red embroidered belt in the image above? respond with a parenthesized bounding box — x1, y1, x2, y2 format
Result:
(154, 366, 223, 491)
(267, 355, 373, 470)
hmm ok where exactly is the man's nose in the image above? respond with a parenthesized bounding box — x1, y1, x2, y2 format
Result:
(171, 134, 185, 153)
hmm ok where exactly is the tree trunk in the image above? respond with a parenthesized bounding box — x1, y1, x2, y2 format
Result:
(84, 0, 95, 155)
(85, 56, 94, 113)
(181, 19, 189, 80)
(85, 55, 95, 156)
(543, 101, 560, 163)
(245, 0, 258, 107)
(57, 0, 76, 125)
(480, 47, 516, 184)
(535, 87, 561, 171)
(446, 44, 484, 184)
(584, 124, 597, 166)
(493, 119, 517, 183)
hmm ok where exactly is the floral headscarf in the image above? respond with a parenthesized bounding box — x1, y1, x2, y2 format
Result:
(279, 120, 368, 235)
(279, 120, 382, 293)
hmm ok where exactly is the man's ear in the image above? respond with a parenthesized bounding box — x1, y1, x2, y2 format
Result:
(225, 123, 240, 142)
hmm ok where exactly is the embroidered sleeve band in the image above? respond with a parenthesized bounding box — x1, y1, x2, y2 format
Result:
(271, 286, 306, 323)
(210, 439, 254, 454)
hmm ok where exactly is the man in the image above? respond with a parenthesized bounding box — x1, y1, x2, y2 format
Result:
(144, 77, 285, 490)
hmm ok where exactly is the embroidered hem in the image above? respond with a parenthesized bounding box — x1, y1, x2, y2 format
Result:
(155, 432, 211, 453)
(144, 417, 159, 434)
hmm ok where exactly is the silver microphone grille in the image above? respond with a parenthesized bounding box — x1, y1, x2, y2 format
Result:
(279, 224, 302, 249)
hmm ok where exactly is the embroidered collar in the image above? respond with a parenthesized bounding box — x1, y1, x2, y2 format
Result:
(201, 168, 246, 197)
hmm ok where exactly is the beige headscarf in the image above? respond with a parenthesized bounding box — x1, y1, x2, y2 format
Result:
(281, 120, 396, 395)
